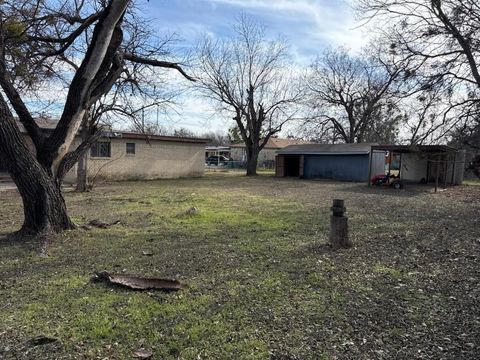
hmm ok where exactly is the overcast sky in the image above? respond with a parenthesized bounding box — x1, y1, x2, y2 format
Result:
(135, 0, 368, 135)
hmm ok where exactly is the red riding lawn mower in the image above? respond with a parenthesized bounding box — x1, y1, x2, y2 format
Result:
(370, 173, 404, 189)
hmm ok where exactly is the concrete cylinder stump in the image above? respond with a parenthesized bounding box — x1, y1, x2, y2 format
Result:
(329, 199, 351, 249)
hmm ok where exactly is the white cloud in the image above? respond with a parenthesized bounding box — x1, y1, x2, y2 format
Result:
(206, 0, 368, 55)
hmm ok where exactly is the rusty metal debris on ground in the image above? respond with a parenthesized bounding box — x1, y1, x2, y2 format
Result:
(92, 271, 183, 291)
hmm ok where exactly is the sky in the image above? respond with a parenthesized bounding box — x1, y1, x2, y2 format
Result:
(27, 0, 369, 136)
(134, 0, 369, 135)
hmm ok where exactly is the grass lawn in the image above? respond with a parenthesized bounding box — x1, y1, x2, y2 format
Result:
(1, 173, 479, 359)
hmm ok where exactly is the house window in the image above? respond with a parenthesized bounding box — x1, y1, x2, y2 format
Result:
(126, 142, 136, 155)
(91, 142, 111, 158)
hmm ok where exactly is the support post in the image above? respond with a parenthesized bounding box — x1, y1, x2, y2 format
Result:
(451, 152, 456, 185)
(435, 154, 440, 193)
(329, 199, 351, 249)
(367, 149, 373, 187)
(443, 155, 448, 189)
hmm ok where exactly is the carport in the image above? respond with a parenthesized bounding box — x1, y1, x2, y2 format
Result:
(368, 145, 466, 191)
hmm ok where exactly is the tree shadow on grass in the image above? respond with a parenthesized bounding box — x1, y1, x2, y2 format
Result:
(0, 231, 43, 255)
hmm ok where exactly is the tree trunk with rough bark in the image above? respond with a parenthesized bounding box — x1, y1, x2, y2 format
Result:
(0, 103, 74, 237)
(16, 170, 74, 236)
(246, 145, 259, 176)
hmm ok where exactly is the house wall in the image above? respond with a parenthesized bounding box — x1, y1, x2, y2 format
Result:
(64, 137, 205, 182)
(303, 154, 370, 181)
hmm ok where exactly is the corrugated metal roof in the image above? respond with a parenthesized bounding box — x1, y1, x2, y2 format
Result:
(278, 143, 378, 155)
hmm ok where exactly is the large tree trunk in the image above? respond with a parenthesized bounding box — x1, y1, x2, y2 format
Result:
(0, 102, 74, 238)
(246, 145, 259, 176)
(14, 168, 74, 236)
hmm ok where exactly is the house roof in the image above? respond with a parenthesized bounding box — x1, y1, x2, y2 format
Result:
(231, 138, 312, 149)
(118, 132, 209, 144)
(278, 143, 377, 155)
(16, 118, 209, 144)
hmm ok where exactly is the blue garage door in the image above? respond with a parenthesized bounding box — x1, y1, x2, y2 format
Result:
(304, 154, 369, 181)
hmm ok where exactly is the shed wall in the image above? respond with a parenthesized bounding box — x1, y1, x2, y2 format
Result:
(303, 154, 370, 181)
(401, 153, 428, 182)
(371, 152, 385, 175)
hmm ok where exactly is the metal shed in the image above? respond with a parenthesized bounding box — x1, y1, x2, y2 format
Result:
(275, 143, 384, 181)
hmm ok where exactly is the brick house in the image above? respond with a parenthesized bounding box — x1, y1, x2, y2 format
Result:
(0, 119, 209, 182)
(65, 132, 208, 182)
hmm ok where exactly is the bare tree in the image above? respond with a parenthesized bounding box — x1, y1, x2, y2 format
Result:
(127, 120, 169, 136)
(357, 0, 480, 142)
(201, 131, 230, 146)
(173, 127, 197, 138)
(0, 0, 193, 238)
(194, 15, 302, 175)
(303, 47, 404, 144)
